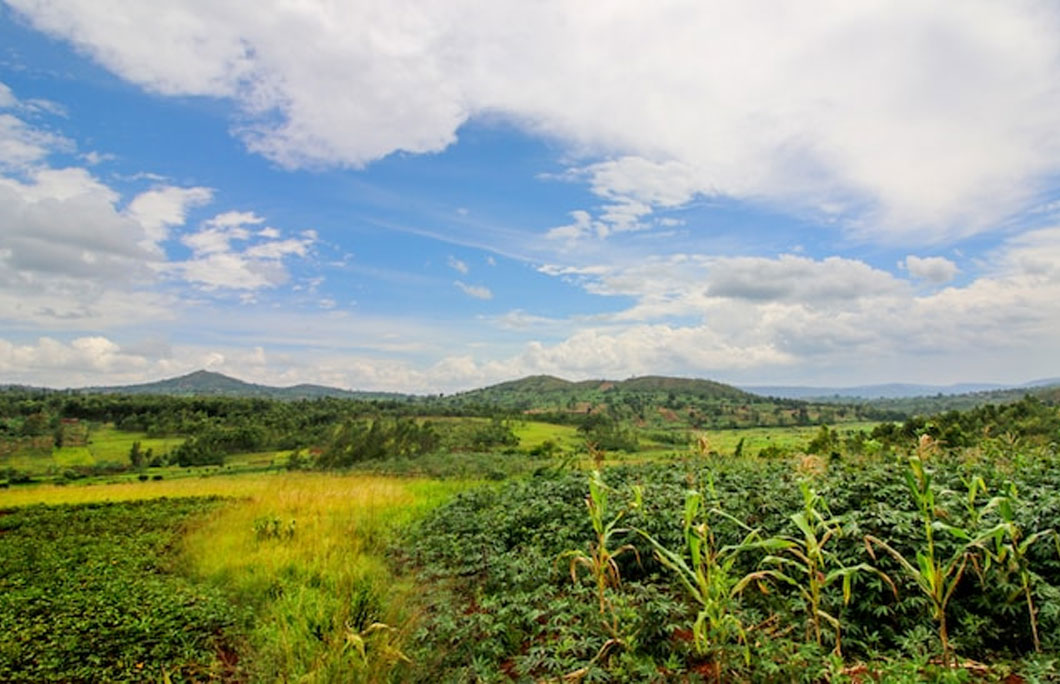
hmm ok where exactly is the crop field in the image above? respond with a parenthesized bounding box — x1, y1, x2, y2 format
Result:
(402, 447, 1060, 681)
(0, 498, 238, 681)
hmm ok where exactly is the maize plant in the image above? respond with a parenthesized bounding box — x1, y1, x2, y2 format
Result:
(736, 482, 894, 655)
(865, 453, 978, 666)
(558, 468, 642, 672)
(637, 485, 781, 680)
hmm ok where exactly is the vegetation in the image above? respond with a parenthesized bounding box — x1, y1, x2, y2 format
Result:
(2, 377, 1060, 681)
(0, 499, 239, 681)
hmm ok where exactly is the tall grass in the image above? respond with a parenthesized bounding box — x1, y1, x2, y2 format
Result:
(182, 475, 459, 680)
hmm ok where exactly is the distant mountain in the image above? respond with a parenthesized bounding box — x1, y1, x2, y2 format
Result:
(82, 370, 408, 401)
(1023, 377, 1060, 388)
(743, 382, 1010, 400)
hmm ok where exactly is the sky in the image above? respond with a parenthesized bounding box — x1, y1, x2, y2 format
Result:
(2, 1, 1060, 393)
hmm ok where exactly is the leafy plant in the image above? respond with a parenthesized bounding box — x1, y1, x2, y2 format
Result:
(865, 452, 978, 665)
(558, 469, 641, 667)
(739, 482, 894, 654)
(975, 483, 1060, 652)
(636, 480, 775, 679)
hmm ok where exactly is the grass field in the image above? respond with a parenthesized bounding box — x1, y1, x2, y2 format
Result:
(693, 421, 879, 453)
(510, 419, 582, 451)
(0, 425, 183, 473)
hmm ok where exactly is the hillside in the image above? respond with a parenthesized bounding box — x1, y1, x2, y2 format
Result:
(83, 370, 408, 401)
(450, 374, 756, 407)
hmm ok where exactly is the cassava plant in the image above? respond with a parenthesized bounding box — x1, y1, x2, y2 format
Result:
(737, 482, 894, 655)
(974, 482, 1060, 652)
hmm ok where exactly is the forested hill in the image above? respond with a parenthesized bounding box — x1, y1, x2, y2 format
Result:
(443, 374, 760, 410)
(82, 370, 407, 401)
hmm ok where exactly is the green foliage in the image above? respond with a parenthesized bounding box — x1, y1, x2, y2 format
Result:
(637, 482, 770, 676)
(402, 446, 1060, 680)
(578, 413, 640, 452)
(745, 482, 893, 654)
(170, 435, 226, 467)
(865, 448, 980, 665)
(317, 417, 439, 467)
(0, 499, 240, 681)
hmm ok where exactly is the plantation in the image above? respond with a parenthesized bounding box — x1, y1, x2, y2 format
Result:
(0, 499, 239, 681)
(402, 447, 1060, 681)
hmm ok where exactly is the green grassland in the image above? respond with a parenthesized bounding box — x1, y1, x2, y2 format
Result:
(0, 473, 472, 682)
(0, 425, 183, 474)
(639, 421, 883, 454)
(510, 419, 582, 450)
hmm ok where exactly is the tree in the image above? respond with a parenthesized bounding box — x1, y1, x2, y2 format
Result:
(129, 441, 144, 469)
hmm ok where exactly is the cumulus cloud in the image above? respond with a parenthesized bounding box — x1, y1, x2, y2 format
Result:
(0, 336, 149, 382)
(9, 1, 1060, 240)
(125, 185, 214, 245)
(8, 221, 1060, 391)
(0, 113, 73, 170)
(0, 89, 315, 326)
(174, 211, 316, 291)
(902, 255, 959, 284)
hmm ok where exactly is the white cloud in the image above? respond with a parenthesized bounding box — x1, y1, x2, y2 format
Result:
(0, 82, 15, 108)
(205, 210, 265, 228)
(125, 185, 213, 245)
(0, 113, 73, 170)
(902, 255, 959, 284)
(11, 1, 1060, 241)
(453, 280, 492, 300)
(245, 238, 310, 259)
(0, 88, 313, 324)
(490, 309, 563, 331)
(446, 255, 469, 274)
(79, 150, 115, 165)
(179, 252, 284, 290)
(175, 219, 316, 291)
(546, 210, 604, 242)
(8, 222, 1060, 393)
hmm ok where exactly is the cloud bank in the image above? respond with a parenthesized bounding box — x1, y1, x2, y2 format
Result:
(8, 0, 1060, 241)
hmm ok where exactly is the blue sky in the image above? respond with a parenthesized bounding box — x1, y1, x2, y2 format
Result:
(2, 1, 1060, 392)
